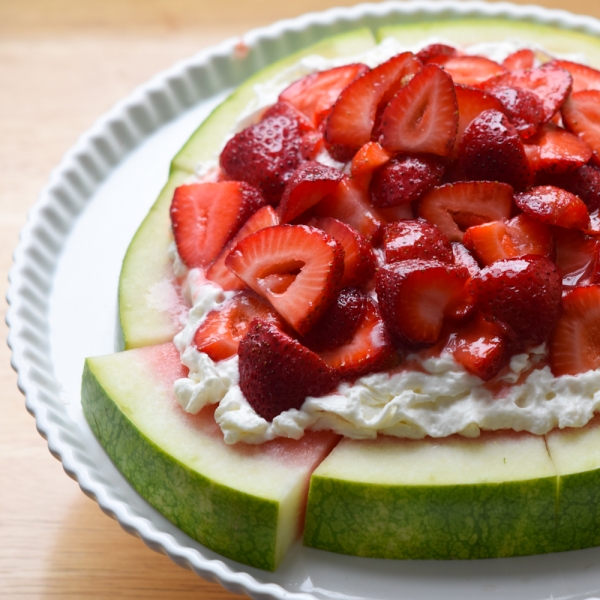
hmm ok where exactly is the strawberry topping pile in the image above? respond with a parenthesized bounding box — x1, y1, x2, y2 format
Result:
(171, 44, 600, 422)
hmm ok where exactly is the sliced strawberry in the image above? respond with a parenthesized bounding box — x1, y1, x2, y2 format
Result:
(324, 52, 422, 161)
(171, 181, 265, 268)
(277, 161, 343, 223)
(318, 296, 395, 378)
(562, 90, 600, 166)
(464, 213, 554, 266)
(350, 141, 392, 190)
(524, 123, 593, 174)
(262, 101, 315, 134)
(301, 288, 368, 352)
(225, 224, 344, 335)
(549, 285, 600, 376)
(442, 55, 506, 86)
(457, 109, 533, 190)
(445, 314, 509, 381)
(369, 155, 445, 208)
(548, 59, 600, 93)
(206, 205, 278, 291)
(376, 259, 469, 348)
(194, 293, 282, 361)
(238, 319, 340, 421)
(482, 64, 572, 123)
(299, 130, 324, 160)
(467, 255, 562, 347)
(452, 242, 480, 277)
(542, 163, 600, 212)
(279, 63, 369, 126)
(514, 185, 590, 229)
(314, 177, 384, 244)
(502, 49, 535, 72)
(376, 203, 415, 223)
(418, 181, 514, 243)
(383, 218, 453, 264)
(489, 85, 543, 139)
(416, 43, 459, 65)
(311, 217, 376, 287)
(554, 228, 600, 290)
(379, 64, 458, 157)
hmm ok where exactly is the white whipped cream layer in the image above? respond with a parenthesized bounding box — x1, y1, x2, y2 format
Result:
(172, 39, 598, 444)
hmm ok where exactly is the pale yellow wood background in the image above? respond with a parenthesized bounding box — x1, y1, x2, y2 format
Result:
(3, 1, 600, 598)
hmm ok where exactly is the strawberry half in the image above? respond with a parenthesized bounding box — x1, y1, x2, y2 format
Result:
(206, 205, 279, 291)
(379, 63, 458, 157)
(416, 43, 459, 65)
(489, 85, 543, 139)
(502, 49, 535, 72)
(350, 141, 392, 190)
(194, 293, 282, 361)
(383, 218, 453, 264)
(554, 228, 600, 290)
(549, 285, 600, 376)
(238, 319, 340, 421)
(225, 224, 344, 335)
(442, 55, 506, 86)
(542, 163, 600, 212)
(562, 90, 600, 166)
(171, 181, 265, 268)
(324, 52, 422, 161)
(418, 181, 514, 243)
(547, 59, 600, 93)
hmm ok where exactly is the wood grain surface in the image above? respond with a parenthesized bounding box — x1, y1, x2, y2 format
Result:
(3, 1, 600, 598)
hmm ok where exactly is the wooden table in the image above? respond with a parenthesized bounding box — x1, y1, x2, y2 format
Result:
(3, 1, 600, 597)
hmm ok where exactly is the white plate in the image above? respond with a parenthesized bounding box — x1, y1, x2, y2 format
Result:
(9, 2, 600, 599)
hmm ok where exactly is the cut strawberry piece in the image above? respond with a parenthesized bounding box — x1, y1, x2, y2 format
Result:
(418, 181, 514, 243)
(452, 242, 480, 277)
(318, 296, 395, 379)
(171, 181, 265, 268)
(311, 217, 376, 287)
(562, 90, 600, 166)
(238, 319, 340, 421)
(324, 52, 422, 161)
(262, 101, 315, 134)
(489, 85, 543, 139)
(369, 155, 445, 208)
(220, 101, 309, 204)
(542, 163, 600, 212)
(225, 224, 344, 335)
(194, 293, 282, 361)
(277, 161, 343, 223)
(502, 49, 535, 72)
(457, 109, 533, 190)
(514, 185, 590, 229)
(446, 314, 509, 381)
(376, 259, 469, 348)
(467, 255, 562, 347)
(314, 177, 384, 244)
(383, 218, 453, 264)
(554, 228, 600, 290)
(279, 63, 369, 126)
(548, 59, 600, 93)
(301, 288, 368, 352)
(416, 43, 459, 65)
(376, 203, 415, 223)
(379, 64, 458, 157)
(524, 123, 593, 174)
(299, 131, 324, 160)
(464, 213, 554, 266)
(206, 205, 279, 291)
(549, 285, 600, 376)
(442, 55, 506, 86)
(350, 142, 392, 190)
(482, 64, 572, 123)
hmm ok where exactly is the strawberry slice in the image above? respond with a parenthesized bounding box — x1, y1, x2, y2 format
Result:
(502, 49, 535, 71)
(324, 52, 422, 161)
(554, 228, 600, 290)
(524, 123, 593, 174)
(547, 59, 600, 93)
(542, 163, 600, 212)
(482, 64, 573, 123)
(463, 213, 554, 266)
(562, 90, 600, 166)
(489, 85, 543, 139)
(442, 55, 506, 86)
(457, 109, 533, 190)
(311, 217, 376, 287)
(350, 141, 392, 190)
(171, 181, 265, 268)
(376, 259, 469, 348)
(416, 43, 459, 65)
(514, 185, 590, 229)
(238, 319, 340, 421)
(225, 224, 344, 335)
(418, 181, 514, 243)
(279, 63, 369, 126)
(452, 242, 480, 277)
(369, 155, 445, 208)
(318, 296, 395, 379)
(383, 218, 453, 264)
(467, 255, 562, 347)
(206, 205, 278, 291)
(277, 161, 343, 223)
(549, 285, 600, 376)
(379, 63, 458, 157)
(194, 293, 282, 361)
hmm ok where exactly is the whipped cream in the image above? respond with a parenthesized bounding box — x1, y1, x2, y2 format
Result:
(172, 38, 599, 444)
